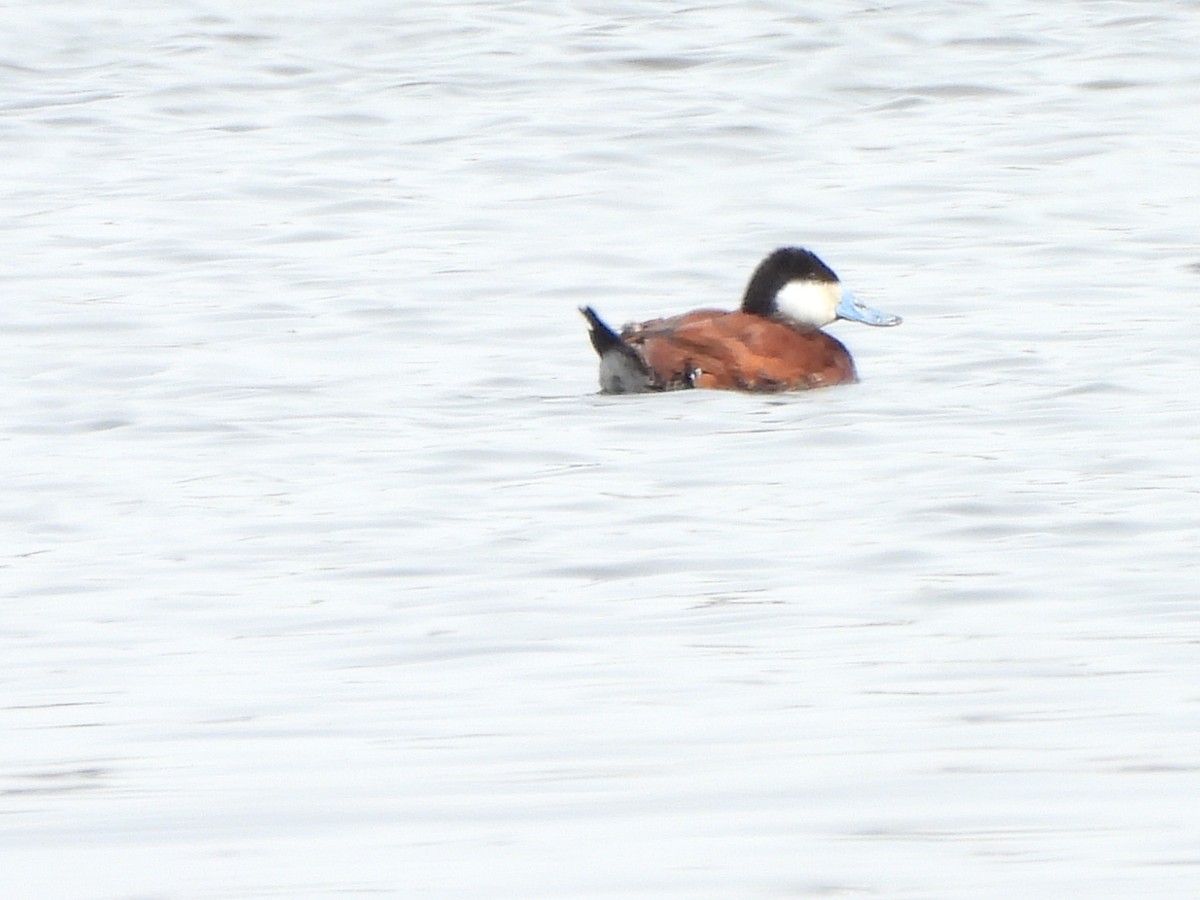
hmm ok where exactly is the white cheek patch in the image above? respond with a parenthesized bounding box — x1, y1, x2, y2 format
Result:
(774, 280, 840, 328)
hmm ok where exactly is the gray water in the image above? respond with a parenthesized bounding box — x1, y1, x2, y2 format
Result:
(5, 2, 1200, 897)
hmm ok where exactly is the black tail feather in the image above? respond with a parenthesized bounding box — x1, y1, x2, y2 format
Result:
(578, 306, 658, 393)
(579, 306, 623, 355)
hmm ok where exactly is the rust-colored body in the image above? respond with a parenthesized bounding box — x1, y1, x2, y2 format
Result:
(620, 309, 857, 391)
(581, 247, 898, 394)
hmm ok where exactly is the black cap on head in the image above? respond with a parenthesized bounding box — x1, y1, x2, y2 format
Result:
(741, 247, 838, 315)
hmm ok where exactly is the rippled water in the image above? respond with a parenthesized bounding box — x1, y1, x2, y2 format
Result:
(5, 2, 1200, 897)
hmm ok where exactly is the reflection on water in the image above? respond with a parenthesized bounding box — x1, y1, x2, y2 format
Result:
(4, 1, 1200, 897)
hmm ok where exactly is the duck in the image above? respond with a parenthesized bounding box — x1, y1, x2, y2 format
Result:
(580, 247, 900, 393)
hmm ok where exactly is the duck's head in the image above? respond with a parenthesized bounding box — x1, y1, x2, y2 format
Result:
(740, 247, 901, 330)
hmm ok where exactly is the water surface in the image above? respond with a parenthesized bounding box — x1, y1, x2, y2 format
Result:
(4, 2, 1200, 897)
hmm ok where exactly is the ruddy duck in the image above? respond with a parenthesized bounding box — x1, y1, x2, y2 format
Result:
(581, 247, 900, 393)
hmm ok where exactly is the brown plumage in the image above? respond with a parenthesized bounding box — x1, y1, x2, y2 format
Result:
(620, 309, 856, 391)
(581, 247, 900, 394)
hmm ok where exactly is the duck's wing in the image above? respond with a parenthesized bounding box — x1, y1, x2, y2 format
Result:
(630, 312, 857, 391)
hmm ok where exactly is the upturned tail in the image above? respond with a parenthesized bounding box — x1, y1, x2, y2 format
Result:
(579, 306, 658, 393)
